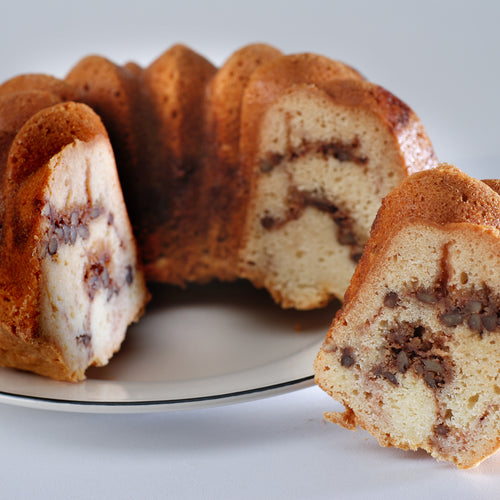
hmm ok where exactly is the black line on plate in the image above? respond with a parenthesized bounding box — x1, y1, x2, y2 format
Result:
(0, 375, 314, 408)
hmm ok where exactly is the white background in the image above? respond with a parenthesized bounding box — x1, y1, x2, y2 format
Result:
(1, 0, 500, 498)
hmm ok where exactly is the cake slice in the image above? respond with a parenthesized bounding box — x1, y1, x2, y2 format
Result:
(239, 74, 437, 309)
(314, 164, 500, 468)
(0, 102, 148, 381)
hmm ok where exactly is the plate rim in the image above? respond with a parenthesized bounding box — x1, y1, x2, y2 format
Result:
(0, 374, 315, 413)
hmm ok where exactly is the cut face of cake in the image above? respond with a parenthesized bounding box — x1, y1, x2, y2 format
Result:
(0, 102, 148, 381)
(314, 164, 500, 468)
(240, 78, 437, 309)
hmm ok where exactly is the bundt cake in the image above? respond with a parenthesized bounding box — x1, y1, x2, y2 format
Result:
(66, 45, 219, 286)
(0, 100, 148, 381)
(0, 42, 437, 381)
(63, 43, 436, 309)
(314, 164, 500, 468)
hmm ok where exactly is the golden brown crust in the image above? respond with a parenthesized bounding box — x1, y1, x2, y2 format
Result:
(139, 44, 217, 284)
(481, 178, 500, 195)
(6, 101, 107, 186)
(2, 102, 108, 296)
(0, 322, 79, 381)
(320, 79, 436, 175)
(142, 44, 216, 170)
(240, 53, 365, 170)
(203, 43, 283, 280)
(0, 44, 437, 315)
(345, 164, 500, 304)
(66, 55, 143, 204)
(0, 103, 106, 378)
(0, 74, 77, 101)
(315, 164, 500, 468)
(0, 90, 62, 132)
(207, 44, 283, 167)
(0, 101, 148, 381)
(0, 90, 63, 223)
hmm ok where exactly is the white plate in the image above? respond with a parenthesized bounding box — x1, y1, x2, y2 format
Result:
(0, 281, 337, 413)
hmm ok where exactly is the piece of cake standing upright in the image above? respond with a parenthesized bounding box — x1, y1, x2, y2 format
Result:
(0, 102, 148, 381)
(238, 61, 437, 309)
(314, 164, 500, 468)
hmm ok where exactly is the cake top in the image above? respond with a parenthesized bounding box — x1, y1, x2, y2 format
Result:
(0, 74, 77, 101)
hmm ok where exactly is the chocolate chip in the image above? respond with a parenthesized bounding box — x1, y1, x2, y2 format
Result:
(467, 314, 482, 332)
(88, 274, 100, 290)
(464, 300, 482, 314)
(482, 314, 497, 332)
(383, 322, 452, 391)
(106, 286, 118, 302)
(102, 267, 110, 289)
(416, 291, 437, 304)
(351, 252, 363, 263)
(125, 265, 133, 285)
(384, 291, 399, 308)
(70, 211, 79, 227)
(259, 153, 284, 173)
(69, 226, 77, 244)
(261, 215, 277, 230)
(54, 227, 64, 240)
(260, 159, 274, 173)
(440, 310, 464, 327)
(381, 371, 398, 385)
(90, 207, 102, 219)
(76, 333, 92, 347)
(338, 231, 357, 246)
(84, 259, 113, 300)
(62, 224, 71, 244)
(396, 350, 409, 373)
(48, 235, 58, 256)
(424, 371, 439, 389)
(434, 423, 450, 437)
(423, 358, 443, 374)
(340, 347, 355, 368)
(77, 224, 90, 240)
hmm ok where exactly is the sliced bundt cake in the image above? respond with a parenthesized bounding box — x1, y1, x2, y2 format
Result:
(239, 71, 437, 309)
(314, 164, 500, 468)
(0, 102, 148, 381)
(63, 44, 436, 309)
